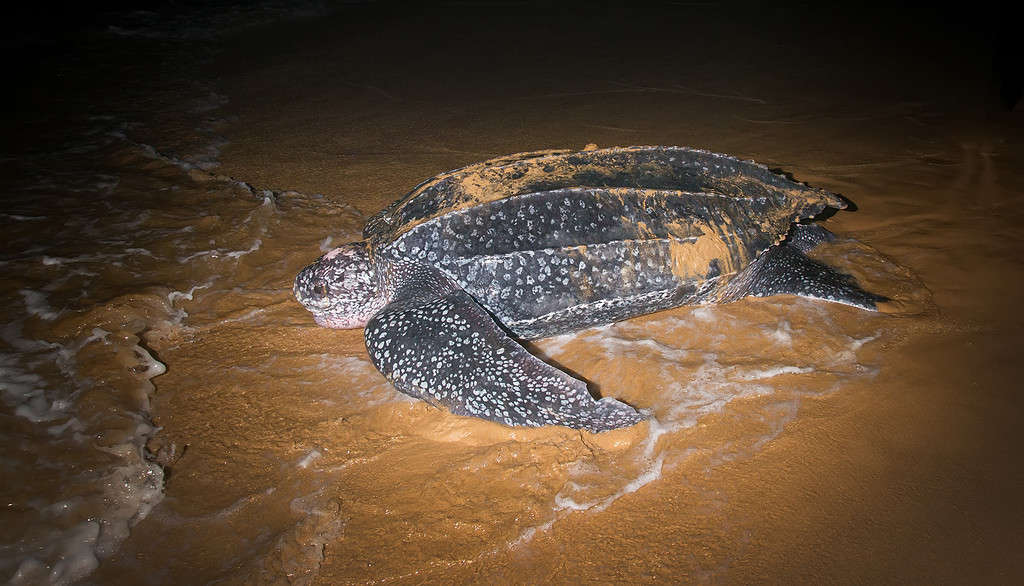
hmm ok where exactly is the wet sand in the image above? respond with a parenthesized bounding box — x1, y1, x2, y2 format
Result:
(4, 2, 1023, 584)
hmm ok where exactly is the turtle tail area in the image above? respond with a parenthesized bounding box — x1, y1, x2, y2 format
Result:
(720, 234, 888, 311)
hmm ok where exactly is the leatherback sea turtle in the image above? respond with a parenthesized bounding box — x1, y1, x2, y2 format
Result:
(294, 146, 884, 433)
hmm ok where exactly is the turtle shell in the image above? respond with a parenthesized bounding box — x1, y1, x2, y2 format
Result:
(366, 146, 845, 338)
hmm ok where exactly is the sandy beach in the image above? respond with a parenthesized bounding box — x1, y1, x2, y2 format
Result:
(2, 2, 1022, 583)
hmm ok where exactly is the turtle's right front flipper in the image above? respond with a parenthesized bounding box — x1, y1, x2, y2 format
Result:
(720, 228, 888, 310)
(364, 271, 644, 433)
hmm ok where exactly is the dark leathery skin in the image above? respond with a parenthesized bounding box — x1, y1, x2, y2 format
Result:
(363, 146, 843, 245)
(364, 260, 645, 432)
(387, 186, 814, 338)
(296, 146, 884, 432)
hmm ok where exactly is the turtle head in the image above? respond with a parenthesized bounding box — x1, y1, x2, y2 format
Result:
(293, 241, 387, 329)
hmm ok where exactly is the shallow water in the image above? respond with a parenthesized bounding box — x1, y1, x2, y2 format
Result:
(3, 3, 1022, 584)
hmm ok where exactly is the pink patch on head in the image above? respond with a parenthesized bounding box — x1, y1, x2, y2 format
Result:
(323, 247, 347, 260)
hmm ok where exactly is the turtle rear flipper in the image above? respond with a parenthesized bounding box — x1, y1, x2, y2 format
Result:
(722, 242, 888, 310)
(364, 268, 644, 433)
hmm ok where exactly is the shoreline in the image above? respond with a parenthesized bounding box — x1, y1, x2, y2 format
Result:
(5, 3, 1022, 583)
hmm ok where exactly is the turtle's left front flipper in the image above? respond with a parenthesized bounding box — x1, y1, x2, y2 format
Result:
(364, 271, 644, 433)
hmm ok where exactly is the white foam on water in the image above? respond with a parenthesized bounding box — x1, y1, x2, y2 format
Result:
(1, 353, 62, 422)
(185, 137, 229, 171)
(227, 238, 263, 259)
(117, 132, 227, 176)
(508, 519, 557, 549)
(733, 365, 814, 381)
(510, 301, 884, 549)
(691, 305, 717, 322)
(8, 522, 100, 586)
(179, 238, 263, 263)
(157, 487, 277, 526)
(763, 318, 793, 345)
(828, 334, 880, 371)
(529, 331, 578, 359)
(7, 130, 347, 583)
(1, 214, 48, 221)
(39, 251, 142, 267)
(0, 319, 167, 584)
(308, 355, 408, 408)
(19, 289, 62, 321)
(0, 36, 317, 583)
(217, 487, 278, 521)
(297, 449, 322, 469)
(167, 281, 215, 320)
(554, 452, 667, 515)
(213, 308, 265, 326)
(593, 328, 692, 363)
